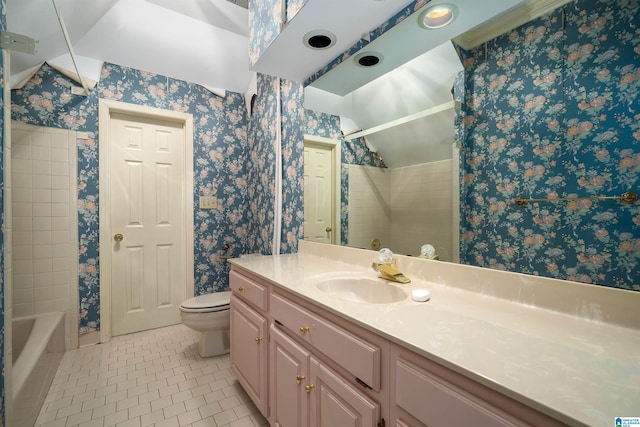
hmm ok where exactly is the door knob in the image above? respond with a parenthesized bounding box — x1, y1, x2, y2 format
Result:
(325, 227, 332, 233)
(114, 233, 124, 242)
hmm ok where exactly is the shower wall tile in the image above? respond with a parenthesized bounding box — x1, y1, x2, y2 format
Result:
(10, 122, 79, 349)
(346, 161, 454, 259)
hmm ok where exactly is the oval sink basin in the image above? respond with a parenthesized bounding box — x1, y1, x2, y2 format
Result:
(316, 277, 406, 304)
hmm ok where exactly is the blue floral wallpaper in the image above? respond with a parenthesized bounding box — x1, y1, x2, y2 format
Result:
(246, 74, 306, 255)
(12, 62, 249, 333)
(247, 73, 278, 255)
(286, 0, 307, 21)
(249, 0, 283, 67)
(279, 79, 305, 254)
(458, 0, 639, 290)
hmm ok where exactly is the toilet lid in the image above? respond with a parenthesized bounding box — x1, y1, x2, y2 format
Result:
(181, 291, 231, 311)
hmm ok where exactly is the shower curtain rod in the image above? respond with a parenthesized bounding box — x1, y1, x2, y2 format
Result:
(513, 191, 638, 206)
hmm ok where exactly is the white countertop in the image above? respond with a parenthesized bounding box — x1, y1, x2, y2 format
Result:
(229, 241, 640, 427)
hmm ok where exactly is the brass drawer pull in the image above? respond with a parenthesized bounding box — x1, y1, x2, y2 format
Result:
(238, 287, 245, 292)
(299, 326, 310, 334)
(255, 337, 263, 343)
(296, 375, 306, 385)
(305, 384, 315, 393)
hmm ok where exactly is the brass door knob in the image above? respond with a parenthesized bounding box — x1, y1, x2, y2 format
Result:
(114, 233, 124, 242)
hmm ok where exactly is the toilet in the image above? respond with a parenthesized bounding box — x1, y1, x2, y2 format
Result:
(179, 291, 231, 358)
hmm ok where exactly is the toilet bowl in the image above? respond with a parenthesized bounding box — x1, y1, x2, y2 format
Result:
(180, 291, 231, 358)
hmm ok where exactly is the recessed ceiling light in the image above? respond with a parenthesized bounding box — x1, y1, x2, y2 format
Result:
(354, 51, 383, 67)
(303, 30, 337, 50)
(420, 4, 456, 29)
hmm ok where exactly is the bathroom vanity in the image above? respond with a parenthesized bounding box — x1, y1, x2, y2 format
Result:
(229, 241, 640, 427)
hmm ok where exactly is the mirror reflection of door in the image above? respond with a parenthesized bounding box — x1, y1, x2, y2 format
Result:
(304, 141, 334, 243)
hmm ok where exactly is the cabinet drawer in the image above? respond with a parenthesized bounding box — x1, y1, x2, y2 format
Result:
(230, 270, 268, 311)
(395, 358, 518, 427)
(270, 292, 381, 390)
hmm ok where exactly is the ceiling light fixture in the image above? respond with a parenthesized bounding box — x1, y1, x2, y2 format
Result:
(420, 4, 457, 29)
(354, 51, 383, 67)
(303, 30, 337, 50)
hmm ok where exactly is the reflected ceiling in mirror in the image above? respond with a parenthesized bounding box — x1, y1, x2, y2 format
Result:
(307, 0, 527, 96)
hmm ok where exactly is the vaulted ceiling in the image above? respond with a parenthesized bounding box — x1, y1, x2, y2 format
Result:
(7, 0, 252, 93)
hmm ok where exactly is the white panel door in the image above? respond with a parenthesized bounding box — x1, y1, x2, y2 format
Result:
(304, 143, 333, 243)
(110, 112, 186, 336)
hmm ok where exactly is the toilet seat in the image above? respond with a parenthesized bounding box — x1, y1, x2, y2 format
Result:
(180, 291, 231, 313)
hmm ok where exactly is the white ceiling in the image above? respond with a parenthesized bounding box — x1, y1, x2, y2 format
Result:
(7, 0, 251, 93)
(6, 0, 440, 95)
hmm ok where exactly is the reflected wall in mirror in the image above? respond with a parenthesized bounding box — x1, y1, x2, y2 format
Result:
(305, 0, 639, 290)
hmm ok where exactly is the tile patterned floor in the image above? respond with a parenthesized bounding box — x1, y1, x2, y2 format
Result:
(36, 324, 268, 427)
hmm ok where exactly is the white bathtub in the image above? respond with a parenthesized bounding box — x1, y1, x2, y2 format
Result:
(12, 312, 65, 427)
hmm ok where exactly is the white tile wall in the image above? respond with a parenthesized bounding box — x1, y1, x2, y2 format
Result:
(347, 161, 454, 259)
(11, 122, 79, 349)
(347, 165, 391, 250)
(5, 99, 15, 423)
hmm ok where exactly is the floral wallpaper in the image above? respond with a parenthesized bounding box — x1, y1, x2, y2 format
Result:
(279, 79, 305, 254)
(246, 74, 306, 255)
(247, 73, 278, 255)
(286, 0, 307, 21)
(249, 0, 283, 67)
(458, 0, 639, 290)
(11, 62, 249, 333)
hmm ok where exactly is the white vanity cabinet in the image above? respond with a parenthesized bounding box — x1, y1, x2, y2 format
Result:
(229, 271, 269, 415)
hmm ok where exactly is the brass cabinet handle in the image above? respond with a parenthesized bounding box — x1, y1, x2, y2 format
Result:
(296, 375, 306, 385)
(299, 326, 310, 334)
(305, 384, 315, 393)
(114, 233, 124, 242)
(325, 227, 332, 233)
(238, 287, 245, 292)
(255, 337, 263, 343)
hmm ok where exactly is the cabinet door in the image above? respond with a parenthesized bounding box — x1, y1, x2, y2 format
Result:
(270, 325, 311, 427)
(309, 357, 380, 427)
(230, 295, 268, 414)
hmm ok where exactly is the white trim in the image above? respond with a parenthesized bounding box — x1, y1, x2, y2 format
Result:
(98, 99, 195, 343)
(453, 0, 572, 50)
(452, 142, 461, 264)
(273, 79, 283, 254)
(344, 101, 456, 141)
(303, 134, 342, 246)
(3, 48, 14, 426)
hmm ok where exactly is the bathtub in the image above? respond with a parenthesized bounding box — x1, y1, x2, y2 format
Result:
(12, 312, 65, 427)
